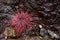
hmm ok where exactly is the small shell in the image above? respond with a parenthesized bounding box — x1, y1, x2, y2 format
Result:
(4, 27, 16, 37)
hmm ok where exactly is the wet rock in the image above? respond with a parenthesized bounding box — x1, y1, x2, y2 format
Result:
(40, 28, 48, 36)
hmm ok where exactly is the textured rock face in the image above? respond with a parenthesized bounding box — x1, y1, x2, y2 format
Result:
(0, 0, 19, 5)
(0, 0, 60, 40)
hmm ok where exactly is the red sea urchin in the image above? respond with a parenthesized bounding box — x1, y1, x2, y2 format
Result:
(9, 10, 35, 36)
